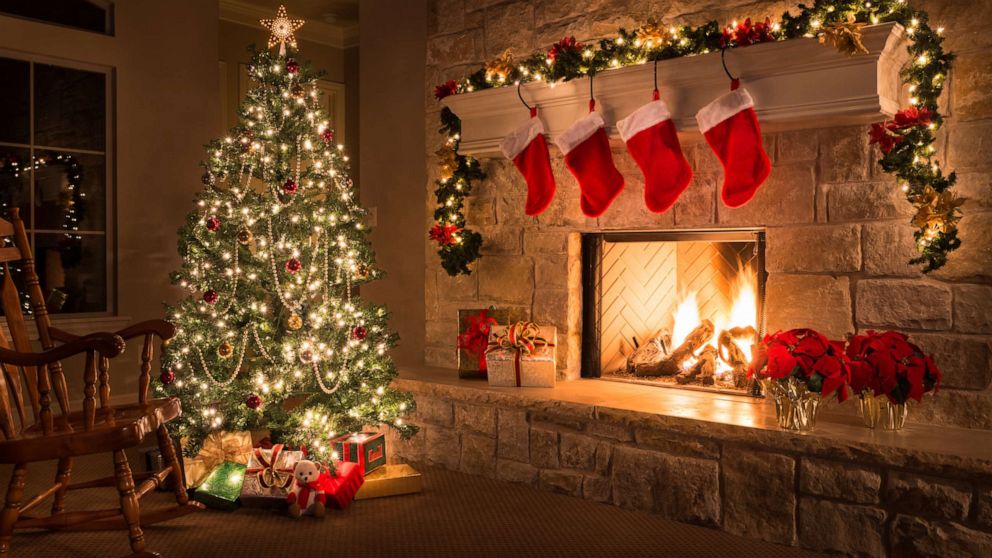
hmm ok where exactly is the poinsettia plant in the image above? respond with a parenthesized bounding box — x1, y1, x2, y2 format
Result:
(846, 330, 941, 404)
(749, 328, 850, 401)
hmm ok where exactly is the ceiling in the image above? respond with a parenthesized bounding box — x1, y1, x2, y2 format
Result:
(219, 0, 359, 48)
(234, 0, 357, 26)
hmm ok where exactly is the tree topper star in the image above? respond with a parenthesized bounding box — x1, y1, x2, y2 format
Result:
(260, 5, 305, 55)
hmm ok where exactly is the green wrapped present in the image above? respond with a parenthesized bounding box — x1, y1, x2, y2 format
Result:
(194, 461, 246, 511)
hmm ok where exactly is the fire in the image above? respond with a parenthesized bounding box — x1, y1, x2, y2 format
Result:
(669, 263, 759, 385)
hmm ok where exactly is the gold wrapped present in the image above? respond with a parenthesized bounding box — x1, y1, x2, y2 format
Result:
(182, 430, 253, 488)
(485, 322, 557, 388)
(355, 464, 422, 500)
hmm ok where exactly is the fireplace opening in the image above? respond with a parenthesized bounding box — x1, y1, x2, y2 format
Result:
(581, 229, 766, 396)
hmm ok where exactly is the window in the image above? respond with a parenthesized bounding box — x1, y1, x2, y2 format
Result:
(0, 55, 113, 315)
(0, 0, 113, 35)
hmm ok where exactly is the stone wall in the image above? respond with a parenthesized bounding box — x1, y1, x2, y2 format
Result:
(387, 378, 992, 557)
(422, 0, 992, 429)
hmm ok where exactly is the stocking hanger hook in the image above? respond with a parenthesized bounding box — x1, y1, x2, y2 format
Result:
(588, 71, 596, 112)
(652, 58, 661, 100)
(721, 47, 741, 89)
(516, 81, 532, 111)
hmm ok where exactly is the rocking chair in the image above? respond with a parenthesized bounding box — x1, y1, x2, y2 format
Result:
(0, 209, 201, 557)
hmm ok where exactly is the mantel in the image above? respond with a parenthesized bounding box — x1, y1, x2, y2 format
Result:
(442, 22, 909, 157)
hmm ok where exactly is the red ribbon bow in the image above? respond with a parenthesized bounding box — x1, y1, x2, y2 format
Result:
(457, 309, 497, 371)
(245, 443, 295, 489)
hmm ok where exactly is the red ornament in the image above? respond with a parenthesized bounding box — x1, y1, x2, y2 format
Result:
(320, 127, 334, 143)
(203, 289, 218, 304)
(285, 258, 302, 273)
(206, 216, 221, 232)
(433, 79, 458, 100)
(246, 394, 262, 409)
(351, 326, 367, 341)
(283, 179, 298, 194)
(160, 370, 175, 385)
(286, 58, 300, 74)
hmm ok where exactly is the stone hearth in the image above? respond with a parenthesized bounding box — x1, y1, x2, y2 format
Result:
(387, 367, 992, 557)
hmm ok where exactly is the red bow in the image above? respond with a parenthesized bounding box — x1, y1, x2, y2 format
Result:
(245, 444, 295, 489)
(457, 309, 497, 371)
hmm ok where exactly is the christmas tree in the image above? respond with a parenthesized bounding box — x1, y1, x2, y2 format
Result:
(160, 7, 415, 459)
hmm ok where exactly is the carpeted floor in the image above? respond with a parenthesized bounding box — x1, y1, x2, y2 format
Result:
(4, 454, 821, 557)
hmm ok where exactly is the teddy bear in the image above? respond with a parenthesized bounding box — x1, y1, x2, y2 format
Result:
(286, 459, 326, 518)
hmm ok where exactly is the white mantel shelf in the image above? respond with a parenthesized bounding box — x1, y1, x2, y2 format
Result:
(442, 22, 909, 157)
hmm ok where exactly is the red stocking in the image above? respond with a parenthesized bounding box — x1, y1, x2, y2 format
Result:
(501, 108, 556, 216)
(554, 108, 624, 217)
(617, 92, 692, 213)
(696, 83, 771, 208)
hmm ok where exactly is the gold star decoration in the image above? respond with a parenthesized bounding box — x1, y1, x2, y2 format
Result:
(260, 5, 305, 54)
(485, 50, 515, 82)
(818, 14, 868, 56)
(910, 186, 964, 234)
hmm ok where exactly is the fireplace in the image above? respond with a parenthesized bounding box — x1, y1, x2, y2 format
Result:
(581, 229, 766, 395)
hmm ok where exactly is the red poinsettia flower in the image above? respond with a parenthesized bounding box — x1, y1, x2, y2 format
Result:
(750, 328, 850, 400)
(868, 122, 902, 154)
(721, 17, 776, 48)
(433, 80, 459, 101)
(429, 223, 461, 246)
(845, 330, 942, 404)
(892, 107, 933, 129)
(548, 36, 582, 62)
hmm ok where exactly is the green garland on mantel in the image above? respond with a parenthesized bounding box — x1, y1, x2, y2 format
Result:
(430, 0, 960, 276)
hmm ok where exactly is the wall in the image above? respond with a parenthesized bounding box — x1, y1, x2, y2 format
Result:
(421, 0, 992, 429)
(0, 1, 220, 398)
(218, 21, 355, 152)
(359, 0, 429, 366)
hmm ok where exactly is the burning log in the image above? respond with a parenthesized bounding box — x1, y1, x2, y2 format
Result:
(718, 326, 757, 389)
(625, 332, 671, 375)
(676, 345, 718, 385)
(635, 319, 714, 377)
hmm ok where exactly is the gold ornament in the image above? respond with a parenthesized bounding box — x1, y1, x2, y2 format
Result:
(260, 5, 305, 54)
(818, 15, 868, 56)
(634, 21, 668, 48)
(485, 49, 515, 82)
(436, 145, 457, 181)
(291, 83, 306, 99)
(288, 314, 303, 330)
(299, 349, 314, 363)
(237, 227, 254, 245)
(217, 342, 234, 359)
(355, 262, 371, 280)
(910, 186, 964, 234)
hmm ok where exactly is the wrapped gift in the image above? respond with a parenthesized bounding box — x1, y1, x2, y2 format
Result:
(319, 461, 364, 510)
(240, 444, 303, 508)
(355, 464, 422, 500)
(485, 322, 557, 387)
(182, 430, 252, 488)
(457, 308, 502, 378)
(331, 432, 386, 475)
(194, 461, 246, 511)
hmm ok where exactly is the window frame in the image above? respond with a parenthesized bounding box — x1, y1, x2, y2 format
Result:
(0, 48, 117, 323)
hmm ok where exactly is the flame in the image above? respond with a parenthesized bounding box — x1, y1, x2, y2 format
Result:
(669, 262, 759, 383)
(671, 291, 700, 348)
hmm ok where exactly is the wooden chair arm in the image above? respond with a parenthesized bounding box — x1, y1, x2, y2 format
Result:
(0, 333, 126, 366)
(50, 319, 176, 344)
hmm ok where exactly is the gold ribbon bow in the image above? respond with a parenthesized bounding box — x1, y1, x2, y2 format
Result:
(487, 321, 552, 355)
